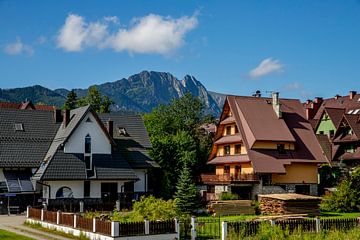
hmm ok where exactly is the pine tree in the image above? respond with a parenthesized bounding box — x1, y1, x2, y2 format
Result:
(174, 165, 199, 215)
(63, 90, 78, 110)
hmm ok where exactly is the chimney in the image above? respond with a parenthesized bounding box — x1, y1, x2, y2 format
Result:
(314, 97, 323, 104)
(107, 120, 113, 138)
(63, 109, 70, 127)
(350, 91, 357, 100)
(272, 92, 282, 118)
(54, 109, 62, 123)
(334, 94, 341, 100)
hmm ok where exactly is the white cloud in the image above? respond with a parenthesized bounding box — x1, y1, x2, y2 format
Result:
(284, 82, 300, 90)
(56, 13, 198, 55)
(249, 58, 284, 78)
(4, 37, 34, 55)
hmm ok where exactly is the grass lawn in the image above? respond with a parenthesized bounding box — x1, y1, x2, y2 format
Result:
(319, 212, 360, 219)
(0, 229, 34, 240)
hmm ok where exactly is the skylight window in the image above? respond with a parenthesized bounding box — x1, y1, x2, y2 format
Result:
(348, 110, 354, 114)
(14, 123, 24, 131)
(353, 109, 360, 114)
(118, 127, 128, 136)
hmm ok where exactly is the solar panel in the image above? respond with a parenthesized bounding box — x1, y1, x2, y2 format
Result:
(3, 170, 34, 193)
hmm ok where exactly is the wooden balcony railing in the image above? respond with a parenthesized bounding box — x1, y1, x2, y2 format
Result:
(200, 173, 259, 183)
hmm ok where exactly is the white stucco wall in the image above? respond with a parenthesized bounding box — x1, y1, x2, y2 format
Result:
(45, 180, 126, 199)
(134, 169, 147, 192)
(0, 169, 5, 182)
(64, 112, 111, 154)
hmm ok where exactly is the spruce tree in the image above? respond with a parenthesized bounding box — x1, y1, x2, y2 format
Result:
(63, 90, 78, 110)
(174, 165, 199, 215)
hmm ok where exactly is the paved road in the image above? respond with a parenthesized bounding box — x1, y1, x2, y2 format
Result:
(0, 214, 71, 240)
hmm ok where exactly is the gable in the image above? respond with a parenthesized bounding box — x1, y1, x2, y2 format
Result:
(64, 112, 111, 154)
(315, 112, 336, 135)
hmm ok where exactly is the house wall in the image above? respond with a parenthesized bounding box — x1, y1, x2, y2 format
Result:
(64, 112, 111, 154)
(44, 180, 125, 199)
(134, 169, 147, 192)
(216, 144, 247, 156)
(222, 124, 237, 136)
(215, 163, 254, 175)
(316, 113, 336, 136)
(252, 141, 295, 150)
(271, 163, 318, 184)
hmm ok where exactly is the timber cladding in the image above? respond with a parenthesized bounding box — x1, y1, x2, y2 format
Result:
(258, 193, 321, 215)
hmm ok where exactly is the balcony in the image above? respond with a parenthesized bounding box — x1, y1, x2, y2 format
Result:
(199, 173, 259, 184)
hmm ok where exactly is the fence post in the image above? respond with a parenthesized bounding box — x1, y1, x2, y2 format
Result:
(315, 217, 321, 233)
(191, 216, 196, 240)
(175, 218, 180, 239)
(269, 219, 275, 226)
(79, 201, 84, 213)
(41, 209, 44, 221)
(26, 206, 30, 218)
(73, 214, 77, 228)
(93, 218, 96, 233)
(56, 210, 61, 225)
(144, 218, 150, 235)
(221, 221, 228, 240)
(111, 221, 119, 237)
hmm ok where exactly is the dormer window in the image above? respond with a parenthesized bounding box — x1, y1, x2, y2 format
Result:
(85, 134, 91, 153)
(118, 127, 128, 136)
(226, 126, 232, 135)
(14, 123, 24, 131)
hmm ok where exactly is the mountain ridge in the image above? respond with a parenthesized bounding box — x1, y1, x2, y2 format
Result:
(0, 71, 226, 116)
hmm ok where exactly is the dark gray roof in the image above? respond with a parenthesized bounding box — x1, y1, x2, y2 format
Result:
(0, 109, 60, 167)
(99, 114, 159, 169)
(40, 149, 138, 180)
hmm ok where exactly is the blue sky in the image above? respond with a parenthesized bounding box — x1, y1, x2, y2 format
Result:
(0, 0, 359, 100)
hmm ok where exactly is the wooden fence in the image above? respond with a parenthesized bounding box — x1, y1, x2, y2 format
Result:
(27, 207, 177, 238)
(228, 220, 261, 236)
(321, 218, 359, 231)
(276, 219, 317, 233)
(119, 221, 145, 236)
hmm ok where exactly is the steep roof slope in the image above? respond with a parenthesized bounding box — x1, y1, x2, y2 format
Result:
(0, 108, 60, 167)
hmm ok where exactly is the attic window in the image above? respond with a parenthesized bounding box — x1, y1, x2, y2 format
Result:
(118, 127, 128, 136)
(14, 123, 24, 131)
(86, 117, 92, 122)
(277, 144, 286, 154)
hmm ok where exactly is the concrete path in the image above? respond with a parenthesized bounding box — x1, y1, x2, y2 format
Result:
(0, 214, 72, 240)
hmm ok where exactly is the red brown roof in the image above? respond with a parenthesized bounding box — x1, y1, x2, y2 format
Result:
(208, 155, 250, 165)
(0, 101, 55, 111)
(214, 134, 242, 145)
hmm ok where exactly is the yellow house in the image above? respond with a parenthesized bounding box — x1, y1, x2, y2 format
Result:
(201, 92, 328, 200)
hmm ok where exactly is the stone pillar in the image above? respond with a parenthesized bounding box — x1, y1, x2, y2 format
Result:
(221, 221, 227, 240)
(74, 214, 77, 228)
(93, 218, 96, 233)
(26, 206, 30, 218)
(40, 209, 44, 221)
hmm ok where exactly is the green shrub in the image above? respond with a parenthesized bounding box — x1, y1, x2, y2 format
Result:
(320, 167, 360, 212)
(111, 195, 177, 222)
(219, 192, 239, 200)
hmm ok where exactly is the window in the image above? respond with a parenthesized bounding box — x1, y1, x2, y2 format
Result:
(85, 134, 91, 153)
(86, 117, 92, 122)
(234, 126, 239, 134)
(84, 181, 90, 197)
(277, 144, 286, 154)
(56, 187, 73, 198)
(224, 145, 231, 155)
(14, 123, 24, 131)
(235, 144, 241, 154)
(224, 166, 230, 174)
(319, 131, 324, 135)
(84, 156, 92, 170)
(226, 126, 232, 135)
(329, 130, 335, 138)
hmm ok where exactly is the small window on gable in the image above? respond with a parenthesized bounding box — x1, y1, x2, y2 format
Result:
(85, 134, 91, 153)
(224, 145, 231, 155)
(86, 117, 92, 122)
(319, 131, 324, 135)
(14, 123, 24, 131)
(277, 144, 286, 154)
(329, 130, 335, 138)
(224, 165, 230, 174)
(235, 144, 241, 154)
(226, 126, 232, 135)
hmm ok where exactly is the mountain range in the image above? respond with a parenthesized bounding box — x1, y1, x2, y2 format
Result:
(0, 71, 226, 116)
